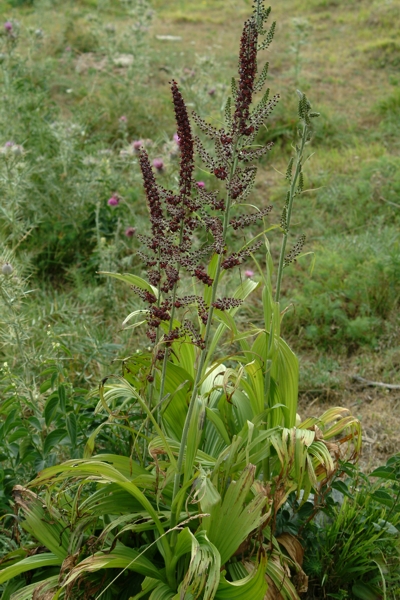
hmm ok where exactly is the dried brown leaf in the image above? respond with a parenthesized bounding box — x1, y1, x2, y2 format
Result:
(276, 533, 304, 566)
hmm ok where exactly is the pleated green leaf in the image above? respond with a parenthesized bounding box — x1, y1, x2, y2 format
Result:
(201, 464, 268, 565)
(160, 362, 193, 440)
(149, 583, 176, 599)
(99, 271, 158, 297)
(5, 576, 60, 600)
(204, 278, 259, 369)
(266, 555, 300, 599)
(12, 489, 70, 560)
(0, 554, 61, 585)
(62, 543, 164, 587)
(215, 555, 268, 599)
(179, 530, 221, 600)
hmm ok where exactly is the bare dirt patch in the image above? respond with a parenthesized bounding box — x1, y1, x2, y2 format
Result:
(299, 383, 400, 472)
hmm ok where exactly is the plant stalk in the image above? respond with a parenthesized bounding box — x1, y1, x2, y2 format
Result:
(170, 145, 239, 528)
(275, 118, 308, 304)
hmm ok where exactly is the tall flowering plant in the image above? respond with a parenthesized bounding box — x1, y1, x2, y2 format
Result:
(1, 3, 360, 599)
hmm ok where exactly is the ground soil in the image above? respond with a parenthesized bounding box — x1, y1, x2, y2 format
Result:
(299, 381, 400, 472)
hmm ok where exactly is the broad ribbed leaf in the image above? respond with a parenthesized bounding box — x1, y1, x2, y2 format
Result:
(265, 554, 300, 599)
(171, 334, 197, 378)
(215, 555, 268, 599)
(131, 576, 159, 599)
(0, 554, 61, 585)
(204, 279, 259, 369)
(174, 527, 194, 561)
(30, 460, 170, 560)
(79, 483, 145, 515)
(100, 272, 158, 297)
(13, 488, 69, 560)
(251, 330, 298, 429)
(91, 453, 148, 478)
(62, 543, 164, 587)
(244, 359, 265, 416)
(149, 583, 176, 599)
(201, 465, 268, 564)
(184, 398, 206, 484)
(179, 530, 221, 600)
(149, 436, 216, 470)
(8, 576, 59, 600)
(160, 362, 193, 440)
(205, 407, 231, 446)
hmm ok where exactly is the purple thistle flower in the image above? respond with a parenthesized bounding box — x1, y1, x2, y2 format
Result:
(153, 158, 164, 171)
(4, 141, 14, 147)
(125, 226, 136, 237)
(208, 88, 216, 96)
(244, 269, 254, 278)
(132, 140, 143, 152)
(4, 22, 12, 33)
(173, 133, 181, 146)
(119, 115, 127, 123)
(196, 181, 205, 188)
(108, 195, 119, 206)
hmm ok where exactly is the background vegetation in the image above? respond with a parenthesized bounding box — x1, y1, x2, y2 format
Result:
(0, 0, 399, 596)
(1, 0, 399, 469)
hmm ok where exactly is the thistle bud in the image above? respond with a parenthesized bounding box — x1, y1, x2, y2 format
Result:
(2, 262, 13, 275)
(124, 226, 136, 237)
(153, 158, 164, 171)
(107, 195, 119, 206)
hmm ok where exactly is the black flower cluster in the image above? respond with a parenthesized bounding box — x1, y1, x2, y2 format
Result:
(284, 234, 306, 266)
(137, 82, 228, 349)
(135, 1, 278, 361)
(234, 18, 258, 136)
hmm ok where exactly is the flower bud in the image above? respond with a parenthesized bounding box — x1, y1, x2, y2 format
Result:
(132, 140, 143, 152)
(107, 195, 119, 206)
(125, 226, 136, 237)
(2, 262, 13, 275)
(153, 158, 164, 171)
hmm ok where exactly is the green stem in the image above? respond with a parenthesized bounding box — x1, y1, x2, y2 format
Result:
(275, 119, 308, 304)
(145, 250, 163, 458)
(170, 145, 239, 529)
(157, 222, 185, 419)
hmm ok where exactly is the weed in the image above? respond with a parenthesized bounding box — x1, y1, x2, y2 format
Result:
(302, 458, 400, 599)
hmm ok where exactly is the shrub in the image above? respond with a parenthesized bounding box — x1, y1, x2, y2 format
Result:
(283, 227, 400, 351)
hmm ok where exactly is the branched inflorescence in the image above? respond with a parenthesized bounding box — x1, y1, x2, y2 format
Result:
(135, 1, 279, 362)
